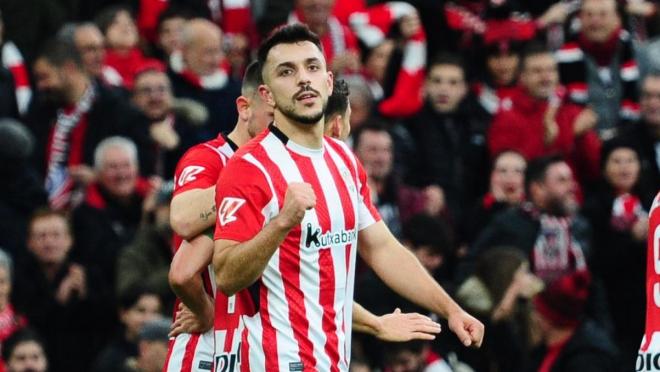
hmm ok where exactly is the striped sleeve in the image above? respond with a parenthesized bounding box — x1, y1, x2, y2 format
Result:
(355, 157, 381, 230)
(214, 156, 277, 242)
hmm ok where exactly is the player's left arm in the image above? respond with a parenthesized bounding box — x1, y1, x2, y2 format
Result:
(352, 302, 442, 342)
(169, 235, 215, 336)
(358, 221, 485, 347)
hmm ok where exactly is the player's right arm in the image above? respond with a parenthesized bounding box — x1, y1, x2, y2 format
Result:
(213, 177, 316, 296)
(170, 187, 217, 240)
(170, 146, 224, 240)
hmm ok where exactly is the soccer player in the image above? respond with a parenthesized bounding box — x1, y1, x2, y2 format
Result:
(166, 62, 441, 371)
(212, 24, 483, 371)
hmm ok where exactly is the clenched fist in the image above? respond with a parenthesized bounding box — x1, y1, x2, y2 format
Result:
(277, 182, 316, 230)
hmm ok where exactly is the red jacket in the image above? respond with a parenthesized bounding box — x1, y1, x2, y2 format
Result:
(488, 87, 601, 180)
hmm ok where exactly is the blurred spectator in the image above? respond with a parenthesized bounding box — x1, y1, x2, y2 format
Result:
(0, 119, 47, 257)
(289, 0, 360, 74)
(473, 40, 522, 115)
(167, 19, 240, 139)
(95, 6, 156, 89)
(13, 209, 111, 372)
(488, 43, 602, 184)
(152, 6, 188, 62)
(456, 247, 543, 372)
(1, 328, 48, 372)
(582, 140, 652, 369)
(58, 23, 124, 87)
(357, 4, 427, 118)
(612, 73, 660, 198)
(383, 340, 452, 372)
(131, 67, 197, 178)
(125, 317, 170, 372)
(528, 271, 618, 372)
(71, 137, 158, 288)
(461, 150, 527, 245)
(26, 40, 151, 210)
(343, 75, 374, 135)
(93, 286, 162, 372)
(0, 0, 65, 65)
(556, 0, 640, 138)
(116, 181, 174, 309)
(355, 214, 453, 367)
(442, 0, 570, 53)
(465, 155, 589, 285)
(0, 10, 31, 117)
(0, 249, 27, 372)
(408, 53, 490, 223)
(353, 123, 434, 236)
(0, 65, 18, 119)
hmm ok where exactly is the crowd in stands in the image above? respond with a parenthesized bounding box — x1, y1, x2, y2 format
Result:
(0, 0, 659, 371)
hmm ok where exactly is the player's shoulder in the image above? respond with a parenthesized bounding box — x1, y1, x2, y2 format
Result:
(179, 137, 229, 164)
(324, 136, 359, 169)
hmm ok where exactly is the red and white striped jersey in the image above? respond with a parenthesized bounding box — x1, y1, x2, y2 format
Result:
(214, 125, 381, 371)
(166, 133, 255, 372)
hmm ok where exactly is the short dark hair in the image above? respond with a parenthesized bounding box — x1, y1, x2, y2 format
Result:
(37, 39, 84, 69)
(257, 24, 323, 78)
(28, 208, 71, 236)
(324, 78, 350, 122)
(156, 5, 192, 33)
(519, 41, 552, 71)
(95, 6, 133, 35)
(2, 328, 46, 362)
(402, 214, 451, 257)
(524, 154, 565, 194)
(351, 120, 390, 150)
(241, 60, 263, 96)
(118, 284, 161, 311)
(428, 52, 466, 76)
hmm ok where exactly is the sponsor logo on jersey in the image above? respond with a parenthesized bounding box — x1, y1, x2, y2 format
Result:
(177, 165, 206, 187)
(305, 223, 356, 249)
(214, 347, 240, 372)
(218, 197, 246, 226)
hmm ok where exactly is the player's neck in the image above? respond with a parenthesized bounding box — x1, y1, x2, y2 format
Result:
(227, 125, 250, 147)
(273, 111, 324, 149)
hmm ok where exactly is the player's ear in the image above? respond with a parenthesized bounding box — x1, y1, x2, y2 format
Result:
(258, 84, 275, 108)
(326, 70, 334, 96)
(236, 96, 250, 121)
(332, 115, 342, 139)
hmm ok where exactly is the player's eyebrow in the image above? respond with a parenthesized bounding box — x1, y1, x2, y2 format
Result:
(275, 58, 323, 70)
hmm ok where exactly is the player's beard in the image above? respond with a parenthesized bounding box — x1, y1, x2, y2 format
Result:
(276, 86, 327, 126)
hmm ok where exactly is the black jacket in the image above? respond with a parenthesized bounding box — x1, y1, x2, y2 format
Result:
(582, 184, 650, 367)
(26, 83, 153, 177)
(12, 254, 114, 372)
(167, 69, 240, 141)
(527, 320, 619, 372)
(407, 99, 490, 221)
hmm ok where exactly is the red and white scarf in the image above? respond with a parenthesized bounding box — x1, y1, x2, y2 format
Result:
(611, 193, 647, 231)
(532, 214, 587, 284)
(45, 85, 96, 210)
(1, 41, 31, 115)
(169, 50, 229, 90)
(348, 2, 418, 48)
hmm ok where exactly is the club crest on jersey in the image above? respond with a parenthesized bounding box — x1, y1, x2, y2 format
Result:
(177, 165, 205, 187)
(305, 223, 357, 249)
(218, 197, 246, 226)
